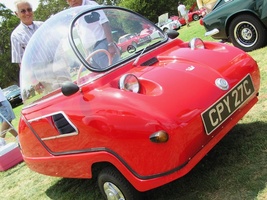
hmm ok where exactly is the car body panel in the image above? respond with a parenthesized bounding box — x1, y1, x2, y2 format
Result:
(18, 6, 260, 193)
(203, 0, 267, 40)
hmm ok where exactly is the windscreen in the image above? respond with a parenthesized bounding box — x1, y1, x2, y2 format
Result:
(20, 6, 165, 106)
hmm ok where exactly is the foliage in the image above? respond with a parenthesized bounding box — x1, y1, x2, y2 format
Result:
(0, 1, 68, 87)
(34, 0, 69, 21)
(0, 4, 20, 87)
(118, 0, 197, 23)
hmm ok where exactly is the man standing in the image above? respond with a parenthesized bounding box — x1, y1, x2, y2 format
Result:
(178, 1, 190, 27)
(11, 0, 43, 67)
(66, 0, 119, 69)
(0, 88, 18, 147)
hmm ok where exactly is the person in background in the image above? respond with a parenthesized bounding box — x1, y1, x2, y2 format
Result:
(177, 1, 190, 27)
(0, 88, 18, 147)
(66, 0, 120, 70)
(11, 0, 43, 67)
(196, 0, 217, 13)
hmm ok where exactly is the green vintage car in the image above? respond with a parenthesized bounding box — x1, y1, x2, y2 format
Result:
(203, 0, 267, 52)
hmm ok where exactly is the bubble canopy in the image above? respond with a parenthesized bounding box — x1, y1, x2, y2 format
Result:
(20, 6, 166, 106)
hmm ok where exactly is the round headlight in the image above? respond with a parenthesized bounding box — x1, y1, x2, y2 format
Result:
(189, 38, 205, 50)
(119, 74, 140, 93)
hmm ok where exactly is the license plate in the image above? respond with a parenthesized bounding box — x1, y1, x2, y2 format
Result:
(201, 74, 255, 135)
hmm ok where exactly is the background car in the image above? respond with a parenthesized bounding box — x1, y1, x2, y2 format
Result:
(138, 29, 152, 46)
(202, 0, 267, 52)
(170, 7, 206, 26)
(139, 25, 162, 40)
(18, 6, 260, 200)
(117, 32, 151, 53)
(156, 13, 182, 32)
(170, 2, 206, 26)
(2, 85, 22, 107)
(117, 33, 140, 52)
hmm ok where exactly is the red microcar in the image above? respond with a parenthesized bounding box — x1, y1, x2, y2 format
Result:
(19, 6, 260, 200)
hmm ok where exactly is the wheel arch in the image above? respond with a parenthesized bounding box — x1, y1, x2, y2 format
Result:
(91, 161, 141, 191)
(91, 160, 139, 190)
(91, 162, 113, 178)
(225, 11, 265, 38)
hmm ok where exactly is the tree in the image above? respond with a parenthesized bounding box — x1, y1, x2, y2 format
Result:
(118, 0, 197, 23)
(0, 3, 20, 87)
(34, 0, 69, 21)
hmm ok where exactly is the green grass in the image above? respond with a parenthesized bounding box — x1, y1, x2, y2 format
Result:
(1, 20, 267, 200)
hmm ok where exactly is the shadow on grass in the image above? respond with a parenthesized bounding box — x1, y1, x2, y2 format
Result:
(146, 121, 267, 200)
(45, 121, 267, 200)
(45, 177, 104, 200)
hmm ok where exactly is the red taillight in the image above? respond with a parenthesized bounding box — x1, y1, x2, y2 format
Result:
(200, 18, 204, 26)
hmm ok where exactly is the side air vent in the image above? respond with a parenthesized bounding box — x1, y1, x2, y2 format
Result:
(52, 113, 76, 134)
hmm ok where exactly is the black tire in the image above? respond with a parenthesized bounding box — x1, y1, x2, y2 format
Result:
(192, 14, 199, 21)
(229, 14, 267, 52)
(98, 167, 143, 200)
(163, 28, 168, 33)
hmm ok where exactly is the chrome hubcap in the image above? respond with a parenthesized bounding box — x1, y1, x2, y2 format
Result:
(241, 28, 252, 40)
(103, 182, 125, 200)
(234, 21, 257, 47)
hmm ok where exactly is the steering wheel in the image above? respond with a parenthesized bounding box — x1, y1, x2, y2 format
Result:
(77, 49, 112, 85)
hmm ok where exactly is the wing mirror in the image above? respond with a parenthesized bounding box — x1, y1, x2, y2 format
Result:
(61, 82, 79, 96)
(166, 30, 179, 39)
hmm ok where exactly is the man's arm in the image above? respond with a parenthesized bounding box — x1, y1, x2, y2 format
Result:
(11, 35, 23, 67)
(102, 22, 117, 55)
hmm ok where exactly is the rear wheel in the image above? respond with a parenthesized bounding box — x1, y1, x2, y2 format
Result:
(192, 14, 199, 21)
(163, 27, 168, 33)
(229, 14, 267, 52)
(98, 167, 143, 200)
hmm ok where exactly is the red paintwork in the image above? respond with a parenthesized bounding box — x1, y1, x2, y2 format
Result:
(19, 7, 260, 193)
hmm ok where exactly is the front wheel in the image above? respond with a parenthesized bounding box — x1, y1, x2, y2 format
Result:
(229, 14, 267, 52)
(98, 167, 143, 200)
(192, 14, 199, 21)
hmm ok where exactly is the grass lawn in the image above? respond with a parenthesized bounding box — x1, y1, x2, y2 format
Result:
(1, 20, 266, 200)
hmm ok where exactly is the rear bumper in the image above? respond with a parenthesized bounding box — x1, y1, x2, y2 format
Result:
(205, 28, 219, 37)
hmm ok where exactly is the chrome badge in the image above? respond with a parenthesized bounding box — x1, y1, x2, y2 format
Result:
(215, 78, 229, 90)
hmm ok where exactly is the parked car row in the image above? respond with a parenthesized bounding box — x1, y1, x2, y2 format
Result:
(156, 7, 206, 32)
(202, 0, 267, 52)
(2, 85, 22, 108)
